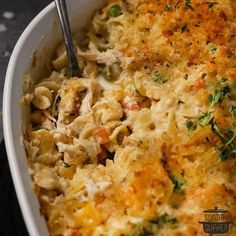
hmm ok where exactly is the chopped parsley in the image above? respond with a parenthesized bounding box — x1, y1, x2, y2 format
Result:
(178, 0, 193, 9)
(208, 83, 231, 106)
(219, 147, 236, 161)
(182, 24, 188, 33)
(169, 176, 186, 193)
(209, 45, 217, 55)
(209, 118, 236, 161)
(63, 162, 72, 168)
(218, 77, 228, 83)
(137, 214, 177, 236)
(229, 105, 236, 114)
(165, 1, 194, 11)
(97, 46, 108, 52)
(221, 86, 231, 96)
(98, 64, 108, 76)
(186, 120, 197, 131)
(206, 1, 219, 8)
(184, 74, 189, 80)
(158, 214, 177, 225)
(187, 105, 236, 161)
(184, 76, 236, 161)
(210, 119, 225, 141)
(149, 214, 177, 225)
(108, 5, 122, 18)
(165, 3, 175, 10)
(139, 228, 153, 236)
(98, 64, 111, 79)
(185, 0, 193, 9)
(198, 112, 212, 127)
(33, 125, 44, 131)
(60, 67, 68, 76)
(208, 92, 220, 104)
(152, 72, 168, 84)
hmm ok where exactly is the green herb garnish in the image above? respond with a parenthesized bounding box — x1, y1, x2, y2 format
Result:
(98, 64, 110, 79)
(158, 214, 177, 225)
(185, 76, 236, 161)
(220, 149, 236, 161)
(185, 0, 193, 9)
(97, 46, 108, 52)
(182, 24, 187, 33)
(229, 105, 236, 114)
(221, 86, 231, 96)
(218, 77, 228, 83)
(169, 176, 186, 193)
(108, 5, 122, 18)
(208, 91, 220, 104)
(184, 74, 189, 80)
(210, 118, 226, 141)
(137, 214, 177, 236)
(198, 112, 212, 127)
(186, 120, 197, 131)
(206, 1, 219, 8)
(139, 228, 153, 236)
(60, 67, 68, 76)
(209, 118, 236, 161)
(209, 46, 217, 55)
(99, 65, 108, 76)
(208, 85, 231, 106)
(63, 162, 71, 168)
(33, 125, 44, 131)
(165, 3, 175, 10)
(152, 72, 168, 84)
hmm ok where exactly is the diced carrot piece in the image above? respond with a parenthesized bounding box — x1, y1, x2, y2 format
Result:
(93, 127, 110, 144)
(64, 228, 79, 236)
(122, 96, 141, 112)
(98, 146, 106, 160)
(123, 48, 133, 57)
(195, 78, 206, 89)
(123, 103, 140, 111)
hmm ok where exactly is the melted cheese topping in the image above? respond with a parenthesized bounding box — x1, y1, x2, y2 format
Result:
(24, 0, 236, 235)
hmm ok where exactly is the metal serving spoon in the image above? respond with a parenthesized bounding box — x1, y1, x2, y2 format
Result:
(54, 0, 81, 77)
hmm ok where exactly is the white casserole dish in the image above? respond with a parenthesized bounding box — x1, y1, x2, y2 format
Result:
(3, 0, 105, 235)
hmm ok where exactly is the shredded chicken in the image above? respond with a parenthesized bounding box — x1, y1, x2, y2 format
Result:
(78, 43, 122, 66)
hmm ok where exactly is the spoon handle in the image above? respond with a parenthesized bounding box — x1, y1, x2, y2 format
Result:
(54, 0, 81, 77)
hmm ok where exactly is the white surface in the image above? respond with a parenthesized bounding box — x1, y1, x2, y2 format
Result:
(2, 11, 15, 20)
(3, 0, 105, 235)
(0, 23, 7, 32)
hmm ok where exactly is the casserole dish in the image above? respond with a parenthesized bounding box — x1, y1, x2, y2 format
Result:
(4, 0, 236, 235)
